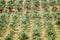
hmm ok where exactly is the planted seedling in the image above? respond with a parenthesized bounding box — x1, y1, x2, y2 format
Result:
(6, 0, 14, 8)
(15, 0, 23, 11)
(0, 13, 7, 30)
(33, 29, 40, 40)
(22, 24, 28, 30)
(0, 21, 4, 31)
(33, 11, 39, 18)
(33, 28, 40, 36)
(10, 12, 19, 28)
(47, 29, 54, 36)
(55, 12, 60, 26)
(2, 11, 9, 24)
(10, 21, 16, 28)
(32, 36, 41, 40)
(32, 26, 40, 40)
(42, 0, 47, 1)
(22, 13, 29, 30)
(22, 16, 28, 24)
(52, 5, 57, 12)
(32, 19, 41, 40)
(47, 29, 55, 40)
(1, 14, 7, 23)
(55, 12, 60, 20)
(47, 28, 55, 40)
(45, 20, 55, 40)
(33, 0, 40, 7)
(34, 19, 40, 26)
(49, 0, 56, 6)
(19, 30, 29, 40)
(0, 0, 5, 13)
(56, 20, 60, 26)
(5, 34, 13, 40)
(45, 20, 53, 28)
(41, 0, 48, 8)
(25, 0, 31, 9)
(6, 0, 14, 12)
(22, 13, 29, 24)
(41, 0, 49, 11)
(48, 35, 55, 40)
(57, 0, 60, 6)
(43, 12, 52, 20)
(32, 6, 38, 11)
